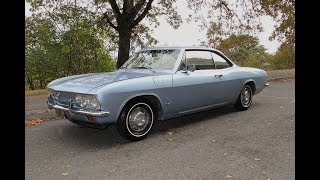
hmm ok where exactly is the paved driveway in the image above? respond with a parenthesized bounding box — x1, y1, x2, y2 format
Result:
(25, 80, 295, 179)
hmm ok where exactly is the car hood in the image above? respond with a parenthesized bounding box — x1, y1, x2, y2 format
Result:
(48, 69, 170, 93)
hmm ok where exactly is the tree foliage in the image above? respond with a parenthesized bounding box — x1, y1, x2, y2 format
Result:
(28, 0, 183, 69)
(25, 1, 115, 90)
(260, 0, 295, 45)
(26, 0, 295, 91)
(187, 0, 295, 47)
(217, 34, 295, 70)
(217, 34, 269, 69)
(269, 43, 295, 70)
(186, 0, 295, 70)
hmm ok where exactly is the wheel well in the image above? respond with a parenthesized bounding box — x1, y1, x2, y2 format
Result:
(122, 95, 163, 121)
(245, 81, 256, 94)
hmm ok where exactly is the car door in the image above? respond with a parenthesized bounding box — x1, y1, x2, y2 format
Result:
(211, 51, 240, 102)
(168, 50, 226, 115)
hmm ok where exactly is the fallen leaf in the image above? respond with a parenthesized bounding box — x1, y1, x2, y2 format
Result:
(267, 178, 270, 180)
(25, 118, 44, 126)
(280, 106, 284, 108)
(61, 172, 69, 176)
(110, 169, 116, 173)
(254, 158, 260, 161)
(224, 153, 227, 156)
(67, 165, 70, 168)
(212, 140, 216, 143)
(226, 175, 232, 178)
(167, 138, 172, 141)
(168, 131, 173, 136)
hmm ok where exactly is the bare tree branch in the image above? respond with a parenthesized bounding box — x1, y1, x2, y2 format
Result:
(130, 0, 154, 28)
(217, 0, 244, 28)
(131, 0, 146, 17)
(99, 12, 119, 31)
(123, 0, 133, 14)
(108, 0, 121, 21)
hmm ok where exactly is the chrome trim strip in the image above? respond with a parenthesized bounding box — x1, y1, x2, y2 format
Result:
(47, 101, 110, 117)
(69, 109, 110, 117)
(53, 104, 69, 111)
(179, 102, 228, 114)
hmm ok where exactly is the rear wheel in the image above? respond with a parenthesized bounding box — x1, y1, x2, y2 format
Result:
(234, 84, 253, 111)
(116, 100, 155, 141)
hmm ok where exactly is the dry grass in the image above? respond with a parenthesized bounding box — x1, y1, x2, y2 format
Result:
(25, 89, 48, 96)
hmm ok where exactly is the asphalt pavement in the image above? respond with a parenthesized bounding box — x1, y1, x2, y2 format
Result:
(25, 80, 295, 179)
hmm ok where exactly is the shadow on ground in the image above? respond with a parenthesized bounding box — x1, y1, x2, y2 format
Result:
(47, 105, 238, 151)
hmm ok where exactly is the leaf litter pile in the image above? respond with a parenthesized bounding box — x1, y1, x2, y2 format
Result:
(25, 118, 44, 126)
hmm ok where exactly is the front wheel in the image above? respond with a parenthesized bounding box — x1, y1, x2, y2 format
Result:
(234, 84, 253, 111)
(116, 100, 155, 141)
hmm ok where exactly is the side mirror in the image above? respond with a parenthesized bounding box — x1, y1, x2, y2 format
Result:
(187, 64, 196, 72)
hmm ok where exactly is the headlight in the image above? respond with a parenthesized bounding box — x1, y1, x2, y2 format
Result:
(75, 95, 101, 110)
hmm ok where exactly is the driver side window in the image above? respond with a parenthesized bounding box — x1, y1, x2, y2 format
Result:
(185, 50, 215, 70)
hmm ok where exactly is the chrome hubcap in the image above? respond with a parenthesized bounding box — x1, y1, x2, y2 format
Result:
(241, 86, 252, 107)
(128, 107, 150, 132)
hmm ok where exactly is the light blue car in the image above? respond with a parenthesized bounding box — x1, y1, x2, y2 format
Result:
(47, 46, 269, 140)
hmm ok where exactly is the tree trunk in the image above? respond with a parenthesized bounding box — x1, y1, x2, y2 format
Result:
(26, 73, 35, 90)
(117, 30, 131, 69)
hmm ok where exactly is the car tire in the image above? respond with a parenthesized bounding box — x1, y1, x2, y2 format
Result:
(234, 84, 253, 111)
(116, 99, 155, 141)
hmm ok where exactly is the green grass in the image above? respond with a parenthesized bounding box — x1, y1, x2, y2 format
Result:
(25, 89, 48, 96)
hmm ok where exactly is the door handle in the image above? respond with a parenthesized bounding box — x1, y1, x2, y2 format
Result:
(214, 74, 223, 78)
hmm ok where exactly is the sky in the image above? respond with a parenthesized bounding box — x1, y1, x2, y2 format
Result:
(25, 1, 281, 53)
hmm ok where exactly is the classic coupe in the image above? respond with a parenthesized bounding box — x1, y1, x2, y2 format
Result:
(47, 46, 269, 140)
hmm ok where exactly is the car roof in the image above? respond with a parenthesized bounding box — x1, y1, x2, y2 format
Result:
(140, 46, 218, 51)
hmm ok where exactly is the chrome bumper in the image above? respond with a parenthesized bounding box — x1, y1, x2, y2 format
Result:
(47, 101, 110, 117)
(264, 82, 270, 87)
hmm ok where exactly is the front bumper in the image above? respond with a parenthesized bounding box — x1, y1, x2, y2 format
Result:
(47, 101, 110, 117)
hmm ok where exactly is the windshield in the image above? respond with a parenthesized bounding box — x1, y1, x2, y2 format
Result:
(121, 49, 180, 70)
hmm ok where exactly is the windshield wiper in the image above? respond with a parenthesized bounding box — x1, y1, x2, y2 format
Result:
(135, 66, 151, 69)
(134, 66, 156, 73)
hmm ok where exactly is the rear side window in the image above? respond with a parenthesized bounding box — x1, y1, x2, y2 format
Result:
(185, 51, 215, 70)
(211, 52, 231, 69)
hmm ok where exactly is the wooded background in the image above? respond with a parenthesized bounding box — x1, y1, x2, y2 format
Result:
(26, 0, 295, 90)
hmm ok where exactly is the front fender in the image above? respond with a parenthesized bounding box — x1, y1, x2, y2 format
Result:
(116, 92, 165, 123)
(92, 75, 172, 123)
